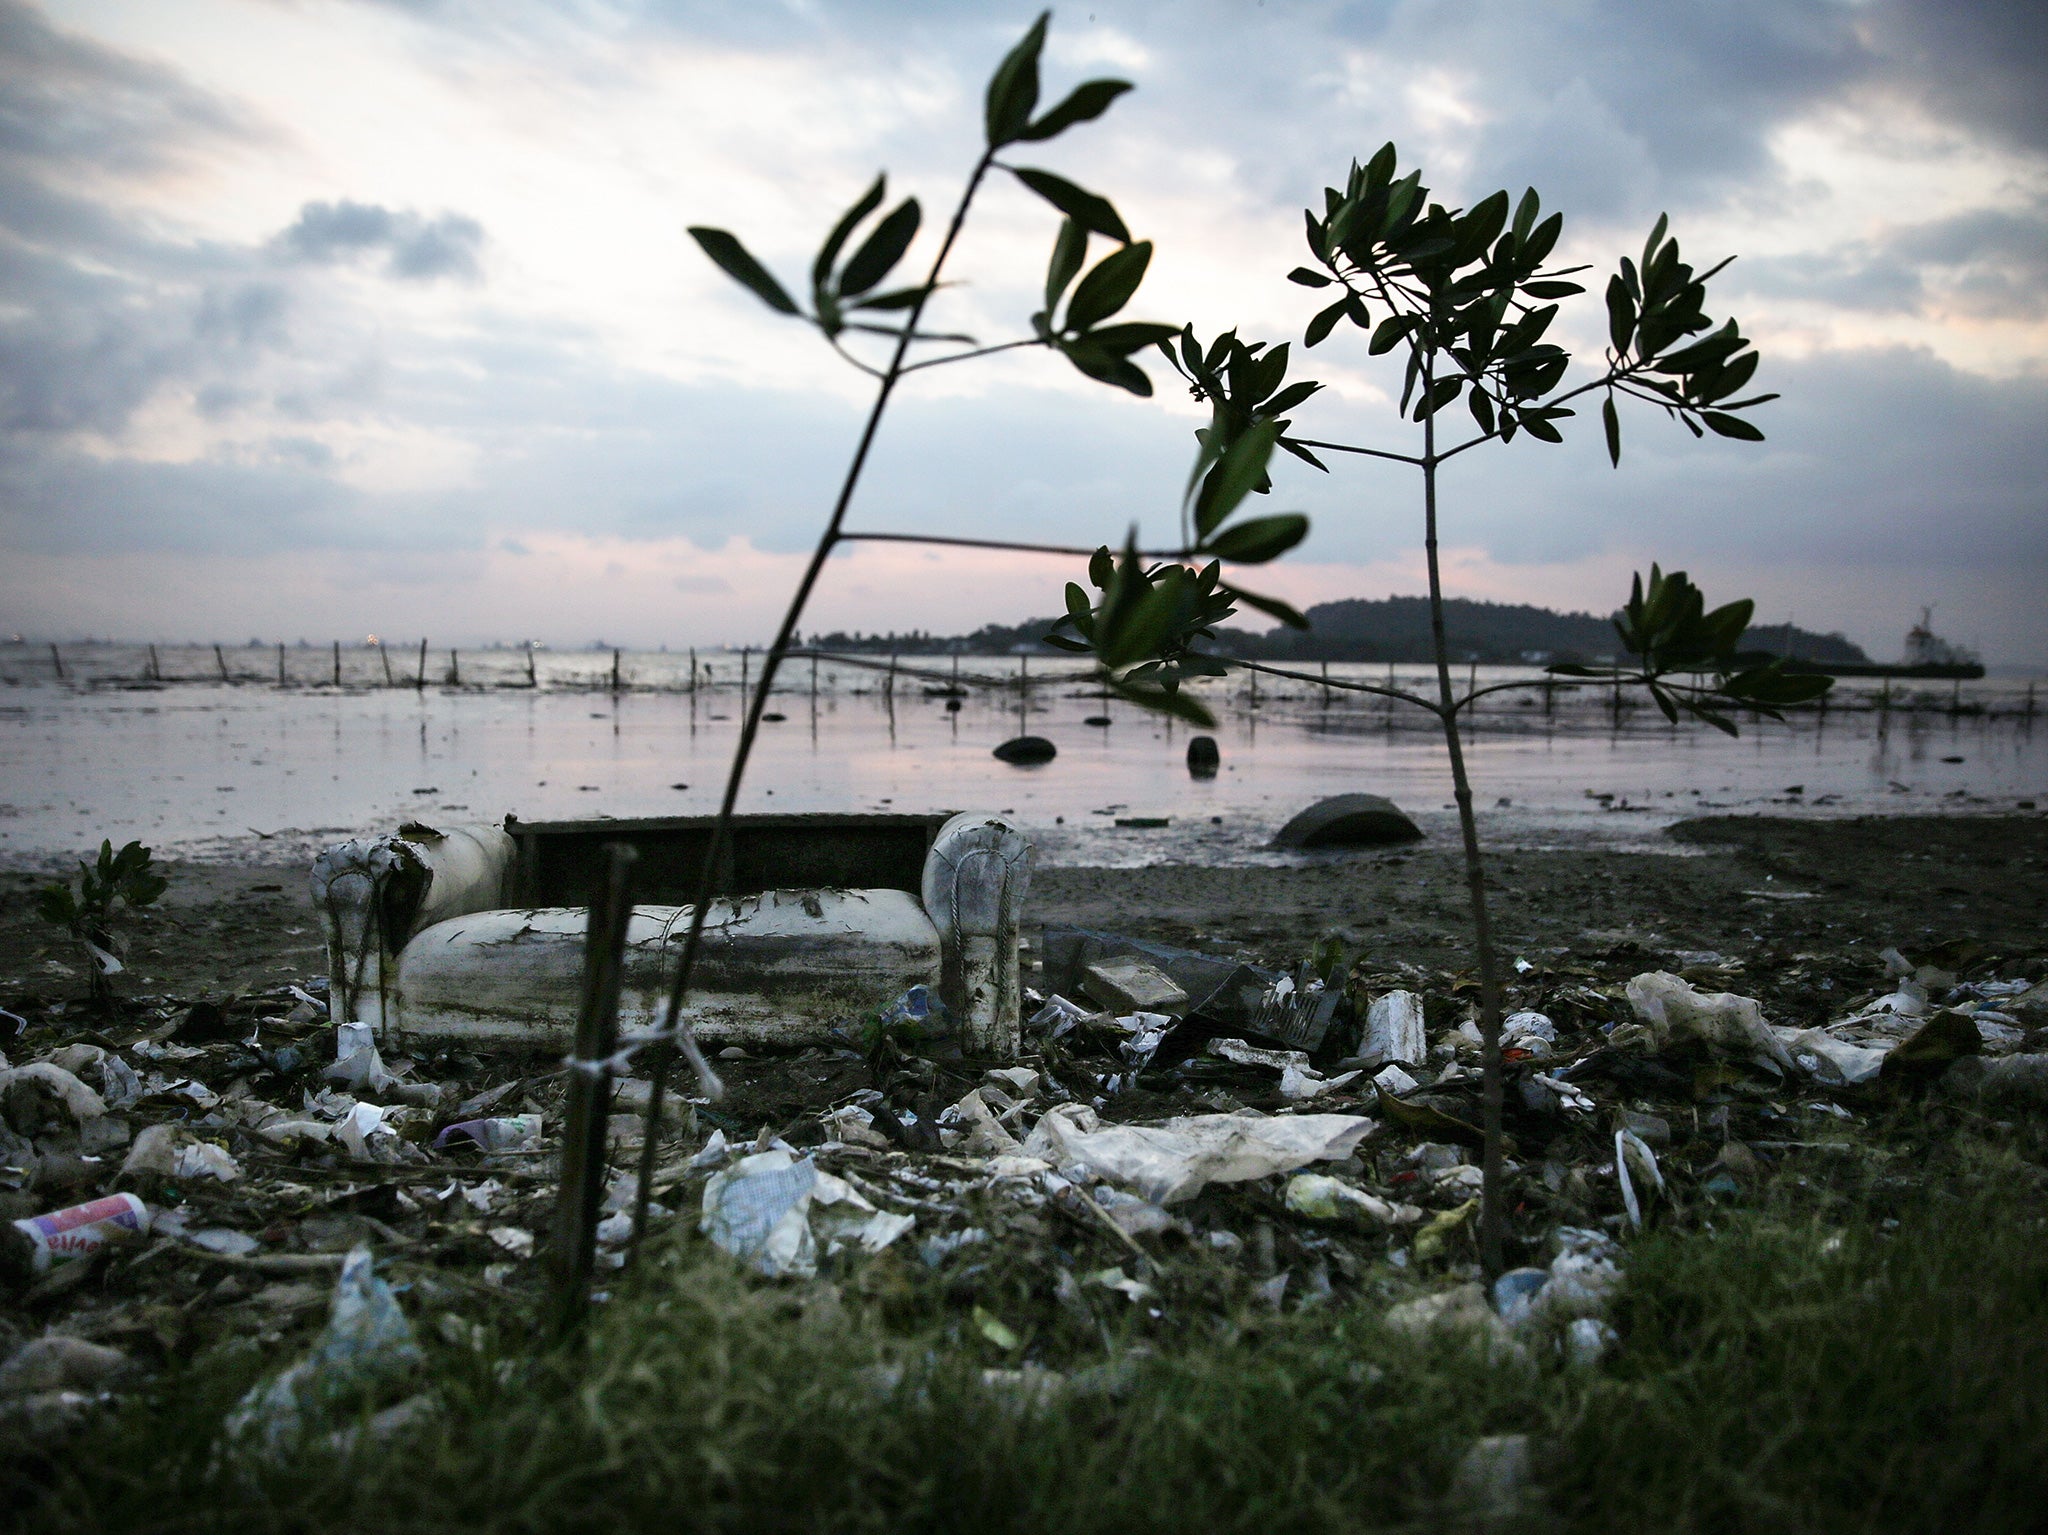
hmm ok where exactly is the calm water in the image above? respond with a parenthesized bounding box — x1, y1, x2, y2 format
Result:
(1, 643, 2041, 870)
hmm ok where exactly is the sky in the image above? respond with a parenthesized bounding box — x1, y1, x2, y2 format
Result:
(1, 0, 2044, 663)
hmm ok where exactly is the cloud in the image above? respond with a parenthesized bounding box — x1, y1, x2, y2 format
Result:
(275, 199, 485, 283)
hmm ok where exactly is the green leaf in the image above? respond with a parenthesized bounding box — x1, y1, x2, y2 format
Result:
(1369, 314, 1412, 356)
(687, 227, 798, 315)
(850, 285, 935, 313)
(1521, 279, 1582, 299)
(813, 175, 885, 289)
(1011, 168, 1131, 243)
(1277, 436, 1327, 472)
(1060, 338, 1153, 395)
(1194, 418, 1278, 537)
(1519, 411, 1563, 443)
(1065, 241, 1152, 331)
(1223, 583, 1308, 629)
(838, 198, 921, 296)
(1602, 395, 1621, 467)
(1044, 217, 1086, 312)
(1265, 379, 1321, 415)
(985, 12, 1048, 147)
(1018, 78, 1132, 141)
(1511, 187, 1539, 246)
(1111, 674, 1216, 728)
(1288, 267, 1334, 288)
(1088, 545, 1115, 588)
(1605, 274, 1636, 354)
(1701, 411, 1765, 441)
(1305, 296, 1351, 347)
(1085, 320, 1180, 355)
(1204, 512, 1308, 564)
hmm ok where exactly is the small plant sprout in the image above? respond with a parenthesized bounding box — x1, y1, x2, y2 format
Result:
(626, 11, 1292, 1258)
(1062, 144, 1830, 1277)
(36, 839, 167, 1006)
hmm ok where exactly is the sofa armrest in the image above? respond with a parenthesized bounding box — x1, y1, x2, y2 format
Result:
(922, 812, 1033, 1056)
(310, 821, 517, 1027)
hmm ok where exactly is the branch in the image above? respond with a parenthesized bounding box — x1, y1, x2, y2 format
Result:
(898, 337, 1045, 375)
(839, 530, 1189, 560)
(1286, 437, 1424, 467)
(1449, 676, 1592, 713)
(1232, 658, 1441, 714)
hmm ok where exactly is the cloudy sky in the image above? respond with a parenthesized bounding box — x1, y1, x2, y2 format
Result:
(3, 1, 2044, 663)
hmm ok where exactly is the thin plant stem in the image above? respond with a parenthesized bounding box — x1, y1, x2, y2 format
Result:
(838, 530, 1186, 560)
(898, 337, 1043, 375)
(1286, 437, 1424, 467)
(1231, 658, 1439, 712)
(630, 146, 1001, 1259)
(1418, 353, 1507, 1281)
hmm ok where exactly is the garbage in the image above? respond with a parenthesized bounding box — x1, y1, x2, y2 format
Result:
(5, 1192, 151, 1279)
(1283, 1173, 1423, 1229)
(433, 1114, 545, 1153)
(1614, 1128, 1663, 1228)
(1359, 990, 1426, 1067)
(0, 1061, 107, 1124)
(1941, 1053, 2048, 1107)
(1625, 971, 1796, 1070)
(0, 1335, 130, 1398)
(1112, 1012, 1176, 1074)
(1030, 1111, 1376, 1205)
(1447, 1433, 1534, 1527)
(701, 1148, 821, 1279)
(325, 1020, 395, 1094)
(1501, 1010, 1556, 1055)
(220, 1246, 423, 1457)
(1026, 993, 1098, 1041)
(122, 1124, 241, 1182)
(1081, 958, 1189, 1017)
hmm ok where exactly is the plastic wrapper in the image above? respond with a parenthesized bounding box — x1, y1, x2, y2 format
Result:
(1625, 971, 1795, 1070)
(221, 1246, 422, 1457)
(1027, 1109, 1376, 1205)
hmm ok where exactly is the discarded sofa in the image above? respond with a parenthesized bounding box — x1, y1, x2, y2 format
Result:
(311, 811, 1033, 1056)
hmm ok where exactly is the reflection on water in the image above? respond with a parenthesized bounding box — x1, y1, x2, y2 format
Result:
(1, 644, 2041, 868)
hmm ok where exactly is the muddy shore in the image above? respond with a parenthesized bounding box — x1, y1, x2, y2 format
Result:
(6, 814, 2038, 1007)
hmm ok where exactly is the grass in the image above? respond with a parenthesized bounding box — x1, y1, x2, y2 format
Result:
(15, 1118, 2048, 1534)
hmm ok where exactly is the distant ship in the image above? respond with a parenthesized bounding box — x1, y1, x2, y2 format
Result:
(1771, 606, 1985, 679)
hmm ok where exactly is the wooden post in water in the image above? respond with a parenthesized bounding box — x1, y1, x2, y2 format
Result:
(526, 643, 538, 688)
(1321, 659, 1332, 707)
(449, 649, 460, 687)
(549, 843, 636, 1340)
(276, 642, 286, 686)
(611, 648, 622, 695)
(811, 650, 819, 702)
(1249, 667, 1259, 709)
(147, 644, 162, 682)
(332, 640, 341, 687)
(379, 644, 394, 687)
(48, 643, 63, 681)
(2025, 681, 2036, 721)
(416, 638, 428, 691)
(215, 644, 230, 682)
(886, 652, 897, 701)
(1018, 651, 1029, 734)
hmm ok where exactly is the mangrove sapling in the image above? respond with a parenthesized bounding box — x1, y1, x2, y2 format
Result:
(36, 839, 167, 1008)
(1058, 146, 1828, 1277)
(623, 13, 1302, 1261)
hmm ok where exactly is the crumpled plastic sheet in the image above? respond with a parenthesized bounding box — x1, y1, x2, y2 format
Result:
(1027, 1110, 1377, 1205)
(1626, 971, 1796, 1071)
(699, 1148, 914, 1279)
(221, 1246, 422, 1458)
